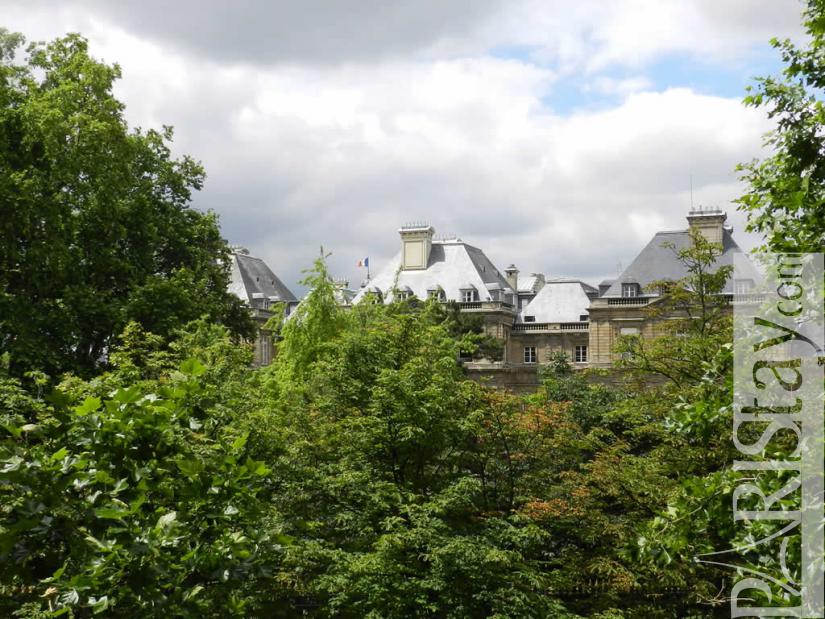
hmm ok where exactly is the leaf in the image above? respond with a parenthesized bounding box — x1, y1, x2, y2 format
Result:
(180, 358, 206, 377)
(156, 511, 177, 530)
(1, 455, 24, 473)
(89, 595, 109, 614)
(183, 585, 203, 601)
(223, 505, 239, 517)
(75, 396, 101, 416)
(231, 433, 248, 452)
(94, 506, 129, 520)
(176, 459, 204, 477)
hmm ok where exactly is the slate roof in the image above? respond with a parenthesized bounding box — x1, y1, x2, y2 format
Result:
(229, 250, 297, 309)
(352, 239, 514, 303)
(520, 279, 594, 323)
(518, 273, 545, 294)
(603, 228, 760, 297)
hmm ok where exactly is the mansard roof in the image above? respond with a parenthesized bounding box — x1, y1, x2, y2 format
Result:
(602, 228, 760, 297)
(229, 250, 297, 308)
(520, 279, 594, 323)
(352, 239, 514, 304)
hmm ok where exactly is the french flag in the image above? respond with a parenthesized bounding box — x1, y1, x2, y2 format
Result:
(357, 257, 369, 267)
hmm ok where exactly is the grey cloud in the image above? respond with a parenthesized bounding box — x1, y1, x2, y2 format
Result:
(22, 0, 506, 64)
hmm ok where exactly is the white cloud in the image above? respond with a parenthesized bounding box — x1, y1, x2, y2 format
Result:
(0, 0, 796, 292)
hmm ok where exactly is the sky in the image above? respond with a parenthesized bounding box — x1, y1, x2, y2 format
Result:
(0, 0, 807, 292)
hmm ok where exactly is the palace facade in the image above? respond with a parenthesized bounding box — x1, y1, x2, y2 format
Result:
(231, 208, 755, 384)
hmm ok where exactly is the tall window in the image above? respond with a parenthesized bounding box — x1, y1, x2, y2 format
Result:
(524, 346, 537, 364)
(462, 289, 477, 303)
(574, 345, 587, 363)
(621, 283, 639, 298)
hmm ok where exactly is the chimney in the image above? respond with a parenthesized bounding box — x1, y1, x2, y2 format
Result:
(687, 207, 727, 245)
(504, 264, 519, 292)
(399, 222, 435, 270)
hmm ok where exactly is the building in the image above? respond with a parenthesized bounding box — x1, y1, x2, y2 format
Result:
(228, 247, 298, 366)
(587, 208, 759, 367)
(231, 208, 753, 388)
(351, 210, 753, 388)
(352, 223, 518, 345)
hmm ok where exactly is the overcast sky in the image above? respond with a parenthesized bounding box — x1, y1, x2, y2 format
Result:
(1, 0, 806, 291)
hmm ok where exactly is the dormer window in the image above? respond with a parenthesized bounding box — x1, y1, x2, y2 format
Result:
(621, 283, 640, 298)
(524, 315, 536, 323)
(580, 314, 588, 322)
(461, 288, 478, 303)
(427, 286, 446, 302)
(734, 279, 754, 295)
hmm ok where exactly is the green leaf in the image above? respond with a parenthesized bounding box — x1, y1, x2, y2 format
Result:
(75, 396, 101, 416)
(180, 358, 206, 377)
(176, 459, 203, 477)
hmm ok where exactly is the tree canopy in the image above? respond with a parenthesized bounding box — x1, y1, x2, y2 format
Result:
(0, 31, 253, 381)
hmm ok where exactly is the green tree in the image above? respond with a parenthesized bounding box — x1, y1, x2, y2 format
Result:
(0, 30, 253, 381)
(0, 355, 279, 617)
(254, 258, 575, 618)
(737, 0, 825, 252)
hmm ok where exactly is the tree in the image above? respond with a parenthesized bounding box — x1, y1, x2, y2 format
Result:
(615, 229, 732, 388)
(253, 258, 575, 618)
(0, 351, 279, 617)
(0, 30, 254, 381)
(737, 0, 825, 253)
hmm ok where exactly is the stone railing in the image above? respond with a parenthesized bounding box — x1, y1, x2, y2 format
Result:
(457, 301, 516, 312)
(512, 322, 589, 333)
(604, 297, 654, 306)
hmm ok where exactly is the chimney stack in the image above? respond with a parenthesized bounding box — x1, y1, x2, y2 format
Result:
(399, 222, 435, 270)
(686, 207, 727, 245)
(504, 264, 519, 292)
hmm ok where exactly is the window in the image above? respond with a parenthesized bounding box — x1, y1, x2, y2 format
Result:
(574, 345, 587, 363)
(524, 315, 536, 323)
(620, 327, 640, 336)
(524, 346, 537, 364)
(621, 283, 639, 298)
(579, 314, 588, 322)
(734, 279, 753, 295)
(427, 288, 446, 302)
(462, 289, 477, 303)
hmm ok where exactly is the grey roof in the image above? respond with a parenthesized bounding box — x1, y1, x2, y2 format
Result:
(229, 251, 297, 308)
(520, 279, 593, 323)
(518, 273, 545, 294)
(352, 239, 514, 303)
(603, 228, 760, 297)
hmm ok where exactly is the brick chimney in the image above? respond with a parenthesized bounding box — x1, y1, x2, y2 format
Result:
(687, 207, 726, 245)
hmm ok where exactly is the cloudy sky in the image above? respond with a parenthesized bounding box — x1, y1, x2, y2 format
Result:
(1, 0, 806, 291)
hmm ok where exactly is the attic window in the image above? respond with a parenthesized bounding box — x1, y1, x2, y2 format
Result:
(580, 314, 588, 322)
(524, 315, 536, 323)
(734, 279, 754, 295)
(461, 289, 478, 303)
(621, 283, 639, 298)
(427, 287, 446, 302)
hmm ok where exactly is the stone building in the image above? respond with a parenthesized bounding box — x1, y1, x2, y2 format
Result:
(587, 208, 759, 367)
(231, 209, 754, 387)
(228, 247, 298, 366)
(352, 223, 518, 348)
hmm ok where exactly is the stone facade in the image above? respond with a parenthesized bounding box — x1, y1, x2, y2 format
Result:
(231, 208, 753, 387)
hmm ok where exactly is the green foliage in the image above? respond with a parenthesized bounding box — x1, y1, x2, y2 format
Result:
(615, 229, 732, 387)
(737, 0, 825, 252)
(0, 355, 277, 617)
(0, 30, 254, 381)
